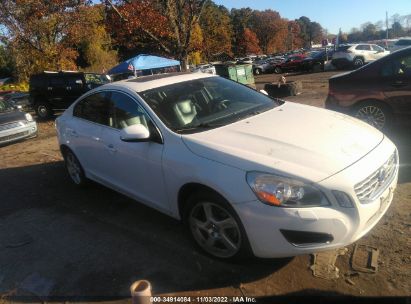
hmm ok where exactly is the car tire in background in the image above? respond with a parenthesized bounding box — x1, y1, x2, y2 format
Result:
(184, 191, 252, 260)
(274, 67, 282, 74)
(62, 148, 88, 187)
(254, 68, 262, 75)
(34, 101, 53, 120)
(353, 57, 364, 69)
(352, 100, 392, 131)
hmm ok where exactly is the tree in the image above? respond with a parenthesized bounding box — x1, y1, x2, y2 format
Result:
(230, 7, 253, 55)
(250, 10, 288, 54)
(0, 0, 91, 81)
(106, 0, 207, 69)
(0, 44, 13, 78)
(296, 16, 323, 48)
(237, 28, 261, 56)
(392, 21, 405, 38)
(199, 2, 233, 61)
(76, 5, 118, 73)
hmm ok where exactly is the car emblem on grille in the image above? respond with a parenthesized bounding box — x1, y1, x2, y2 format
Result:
(377, 165, 388, 185)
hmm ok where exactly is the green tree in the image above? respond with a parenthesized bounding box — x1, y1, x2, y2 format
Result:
(76, 5, 118, 73)
(296, 16, 323, 48)
(199, 2, 233, 61)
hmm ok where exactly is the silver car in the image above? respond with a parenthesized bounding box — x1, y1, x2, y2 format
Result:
(0, 99, 37, 145)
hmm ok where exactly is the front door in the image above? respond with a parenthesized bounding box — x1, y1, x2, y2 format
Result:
(97, 91, 169, 211)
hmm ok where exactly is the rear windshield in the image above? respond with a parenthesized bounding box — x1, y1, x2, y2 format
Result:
(336, 45, 351, 52)
(84, 74, 110, 85)
(396, 39, 411, 46)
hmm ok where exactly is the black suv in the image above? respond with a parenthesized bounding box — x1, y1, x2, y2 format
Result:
(29, 71, 110, 119)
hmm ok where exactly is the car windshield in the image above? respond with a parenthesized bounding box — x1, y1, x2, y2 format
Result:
(84, 73, 110, 85)
(0, 100, 13, 112)
(140, 77, 278, 134)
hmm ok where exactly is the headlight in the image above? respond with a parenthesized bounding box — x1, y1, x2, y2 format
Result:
(246, 172, 329, 207)
(25, 113, 33, 122)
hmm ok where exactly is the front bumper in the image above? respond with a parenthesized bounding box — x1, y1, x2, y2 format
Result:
(233, 136, 398, 258)
(0, 121, 38, 145)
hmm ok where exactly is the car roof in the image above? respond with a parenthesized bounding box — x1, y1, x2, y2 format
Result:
(105, 72, 216, 92)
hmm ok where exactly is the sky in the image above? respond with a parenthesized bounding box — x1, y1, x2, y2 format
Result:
(212, 0, 411, 34)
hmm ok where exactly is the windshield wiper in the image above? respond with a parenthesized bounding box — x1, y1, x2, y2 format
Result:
(174, 122, 222, 134)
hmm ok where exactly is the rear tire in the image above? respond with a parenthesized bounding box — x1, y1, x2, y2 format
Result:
(254, 68, 262, 75)
(184, 191, 252, 260)
(274, 66, 282, 74)
(35, 102, 53, 120)
(352, 100, 392, 131)
(62, 148, 88, 187)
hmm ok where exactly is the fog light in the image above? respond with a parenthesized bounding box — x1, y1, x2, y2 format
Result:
(333, 191, 354, 208)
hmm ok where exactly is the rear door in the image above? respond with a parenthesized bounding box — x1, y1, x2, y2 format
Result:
(65, 75, 85, 106)
(48, 75, 67, 109)
(68, 91, 111, 178)
(381, 50, 411, 117)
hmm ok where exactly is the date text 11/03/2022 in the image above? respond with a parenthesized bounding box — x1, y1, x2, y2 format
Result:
(149, 296, 257, 303)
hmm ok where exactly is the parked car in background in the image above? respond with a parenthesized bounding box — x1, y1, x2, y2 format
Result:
(326, 46, 411, 131)
(252, 60, 274, 75)
(191, 64, 216, 75)
(29, 71, 110, 119)
(273, 54, 306, 73)
(332, 44, 390, 69)
(390, 38, 411, 52)
(3, 92, 30, 111)
(0, 99, 37, 145)
(56, 72, 398, 260)
(237, 57, 253, 64)
(301, 50, 334, 72)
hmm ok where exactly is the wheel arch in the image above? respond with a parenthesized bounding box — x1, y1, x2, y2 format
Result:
(351, 98, 394, 114)
(177, 182, 229, 221)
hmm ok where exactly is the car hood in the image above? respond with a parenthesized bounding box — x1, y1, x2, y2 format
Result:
(0, 110, 26, 124)
(182, 102, 383, 182)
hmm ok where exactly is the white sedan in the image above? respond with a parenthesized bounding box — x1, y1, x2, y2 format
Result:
(56, 73, 398, 259)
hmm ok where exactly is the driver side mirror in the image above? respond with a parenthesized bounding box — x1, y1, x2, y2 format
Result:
(120, 124, 150, 142)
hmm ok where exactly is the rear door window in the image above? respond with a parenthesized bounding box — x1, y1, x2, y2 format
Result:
(356, 45, 371, 51)
(73, 92, 111, 126)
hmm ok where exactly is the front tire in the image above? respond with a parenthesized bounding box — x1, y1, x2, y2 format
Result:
(35, 102, 53, 120)
(353, 57, 364, 69)
(254, 68, 262, 75)
(184, 191, 251, 260)
(274, 66, 282, 74)
(353, 101, 392, 131)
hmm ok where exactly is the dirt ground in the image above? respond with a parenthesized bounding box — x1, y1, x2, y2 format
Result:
(0, 71, 410, 302)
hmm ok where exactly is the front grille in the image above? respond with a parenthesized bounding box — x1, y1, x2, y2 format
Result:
(0, 130, 29, 143)
(0, 121, 25, 131)
(354, 151, 398, 203)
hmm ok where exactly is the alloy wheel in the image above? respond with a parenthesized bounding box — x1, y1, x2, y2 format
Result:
(189, 202, 241, 258)
(66, 152, 82, 184)
(355, 105, 386, 130)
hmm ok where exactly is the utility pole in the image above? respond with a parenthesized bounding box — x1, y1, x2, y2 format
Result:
(386, 11, 389, 39)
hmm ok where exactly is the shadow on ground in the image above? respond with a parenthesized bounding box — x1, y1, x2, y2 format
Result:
(0, 162, 291, 300)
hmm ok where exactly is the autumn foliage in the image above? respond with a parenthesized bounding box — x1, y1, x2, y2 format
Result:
(0, 0, 326, 80)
